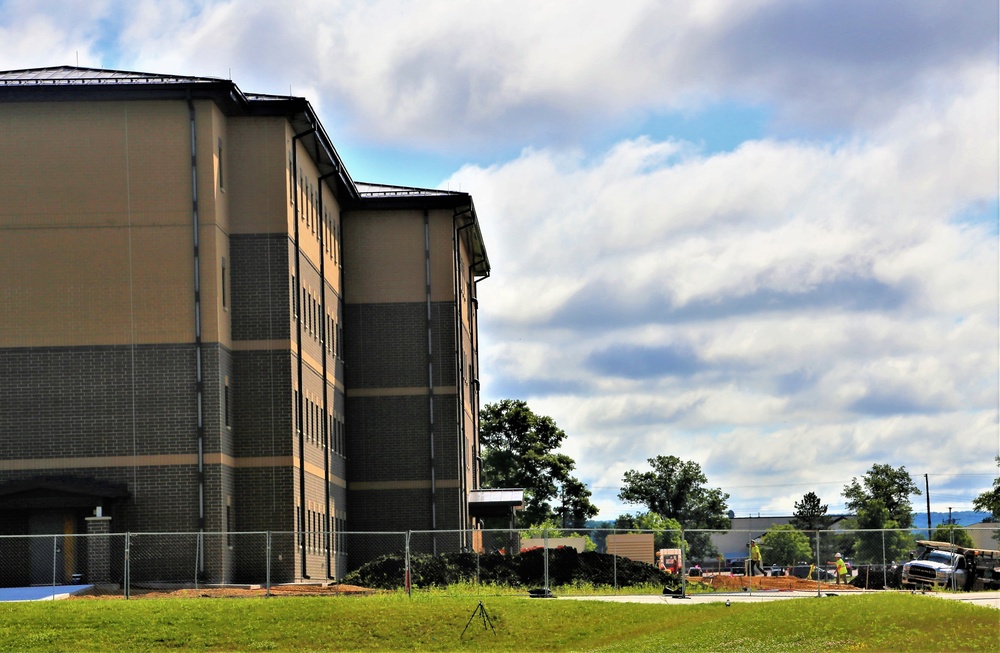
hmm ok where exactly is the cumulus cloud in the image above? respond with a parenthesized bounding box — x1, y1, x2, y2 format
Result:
(7, 0, 995, 151)
(454, 55, 998, 515)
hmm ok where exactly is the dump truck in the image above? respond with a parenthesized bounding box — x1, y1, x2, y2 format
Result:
(900, 540, 1000, 591)
(658, 549, 683, 574)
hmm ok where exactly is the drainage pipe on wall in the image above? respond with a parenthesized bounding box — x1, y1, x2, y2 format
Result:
(453, 210, 475, 537)
(292, 127, 316, 580)
(187, 96, 207, 577)
(424, 211, 437, 543)
(318, 168, 338, 578)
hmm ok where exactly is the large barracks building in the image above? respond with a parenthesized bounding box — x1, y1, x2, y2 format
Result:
(0, 67, 491, 582)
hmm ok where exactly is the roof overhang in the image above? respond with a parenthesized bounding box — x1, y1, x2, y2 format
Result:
(350, 183, 491, 277)
(468, 488, 524, 517)
(0, 477, 129, 510)
(0, 66, 359, 203)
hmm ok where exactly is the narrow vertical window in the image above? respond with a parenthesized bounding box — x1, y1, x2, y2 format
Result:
(224, 379, 231, 428)
(217, 138, 224, 190)
(221, 257, 228, 309)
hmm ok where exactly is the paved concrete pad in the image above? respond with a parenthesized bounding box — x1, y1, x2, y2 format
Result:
(562, 589, 1000, 609)
(0, 585, 94, 602)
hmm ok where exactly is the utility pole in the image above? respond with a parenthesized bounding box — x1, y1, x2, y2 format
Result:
(925, 474, 932, 536)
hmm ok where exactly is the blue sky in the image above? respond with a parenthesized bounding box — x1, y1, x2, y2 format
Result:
(2, 0, 996, 520)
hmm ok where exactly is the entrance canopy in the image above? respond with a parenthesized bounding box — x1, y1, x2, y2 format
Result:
(0, 477, 128, 510)
(468, 488, 524, 518)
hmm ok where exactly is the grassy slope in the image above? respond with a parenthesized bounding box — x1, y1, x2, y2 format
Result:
(0, 593, 995, 652)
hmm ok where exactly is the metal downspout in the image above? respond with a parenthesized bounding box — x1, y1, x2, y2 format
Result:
(318, 168, 337, 578)
(424, 211, 437, 542)
(454, 213, 475, 537)
(187, 97, 207, 578)
(292, 127, 315, 580)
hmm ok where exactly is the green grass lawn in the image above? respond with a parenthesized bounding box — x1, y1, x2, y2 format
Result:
(0, 592, 995, 652)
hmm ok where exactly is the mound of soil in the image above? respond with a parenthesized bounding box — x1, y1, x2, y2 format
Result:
(696, 574, 859, 592)
(70, 583, 376, 599)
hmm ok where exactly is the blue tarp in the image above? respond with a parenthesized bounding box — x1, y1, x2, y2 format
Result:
(0, 585, 93, 601)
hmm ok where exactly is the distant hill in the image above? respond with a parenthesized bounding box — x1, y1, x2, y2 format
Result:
(921, 511, 992, 529)
(586, 511, 993, 530)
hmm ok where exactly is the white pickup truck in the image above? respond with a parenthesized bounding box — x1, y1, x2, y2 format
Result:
(901, 540, 1000, 591)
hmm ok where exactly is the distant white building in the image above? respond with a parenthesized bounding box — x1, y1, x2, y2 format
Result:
(708, 516, 852, 561)
(965, 522, 999, 550)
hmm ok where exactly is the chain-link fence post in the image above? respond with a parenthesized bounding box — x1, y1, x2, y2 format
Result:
(265, 531, 272, 598)
(814, 530, 821, 597)
(612, 528, 618, 590)
(124, 532, 131, 600)
(405, 531, 411, 597)
(949, 527, 957, 591)
(50, 535, 58, 597)
(881, 529, 887, 570)
(543, 527, 550, 592)
(680, 529, 687, 598)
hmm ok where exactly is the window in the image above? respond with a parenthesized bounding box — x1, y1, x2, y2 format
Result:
(217, 138, 224, 189)
(291, 275, 298, 317)
(224, 379, 231, 428)
(221, 257, 228, 310)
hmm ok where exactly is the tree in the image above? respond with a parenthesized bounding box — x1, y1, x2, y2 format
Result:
(555, 477, 599, 529)
(790, 492, 833, 531)
(843, 463, 921, 529)
(972, 457, 1000, 521)
(930, 524, 975, 548)
(479, 399, 598, 527)
(521, 518, 597, 551)
(851, 502, 915, 563)
(618, 455, 730, 559)
(760, 524, 813, 566)
(614, 512, 685, 552)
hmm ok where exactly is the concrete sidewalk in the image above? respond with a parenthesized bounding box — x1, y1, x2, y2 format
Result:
(561, 590, 1000, 609)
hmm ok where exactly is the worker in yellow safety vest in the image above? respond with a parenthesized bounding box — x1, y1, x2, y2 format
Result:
(831, 552, 848, 584)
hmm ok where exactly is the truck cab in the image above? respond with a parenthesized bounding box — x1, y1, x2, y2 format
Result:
(901, 548, 966, 590)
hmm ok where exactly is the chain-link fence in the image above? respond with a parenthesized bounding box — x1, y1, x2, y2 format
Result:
(1, 526, 994, 599)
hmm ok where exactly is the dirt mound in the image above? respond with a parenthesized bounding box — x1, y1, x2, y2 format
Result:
(694, 574, 859, 592)
(70, 583, 377, 600)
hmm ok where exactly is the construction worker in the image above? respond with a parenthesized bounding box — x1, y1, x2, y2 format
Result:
(830, 552, 849, 585)
(749, 540, 764, 576)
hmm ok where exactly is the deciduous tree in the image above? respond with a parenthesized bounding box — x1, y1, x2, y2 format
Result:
(479, 399, 598, 527)
(972, 457, 1000, 521)
(614, 512, 685, 552)
(929, 524, 974, 548)
(843, 463, 920, 529)
(618, 455, 730, 559)
(760, 524, 813, 567)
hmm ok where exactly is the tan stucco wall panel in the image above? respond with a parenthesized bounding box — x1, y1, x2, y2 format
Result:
(228, 117, 289, 234)
(0, 225, 196, 346)
(0, 103, 129, 224)
(344, 209, 460, 304)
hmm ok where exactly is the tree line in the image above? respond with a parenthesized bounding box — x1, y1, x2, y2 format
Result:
(480, 399, 1000, 561)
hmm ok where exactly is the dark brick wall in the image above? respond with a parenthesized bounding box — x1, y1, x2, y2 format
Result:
(0, 343, 234, 534)
(0, 344, 197, 458)
(344, 302, 456, 389)
(232, 350, 293, 458)
(234, 466, 295, 532)
(230, 234, 290, 342)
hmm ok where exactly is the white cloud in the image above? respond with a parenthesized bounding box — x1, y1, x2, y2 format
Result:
(458, 58, 998, 516)
(7, 0, 993, 150)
